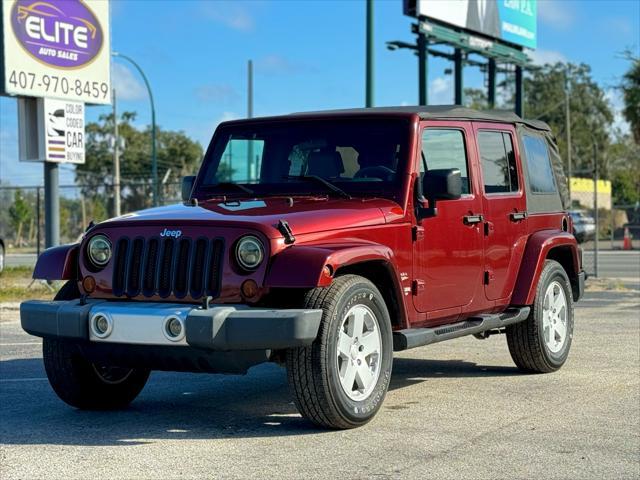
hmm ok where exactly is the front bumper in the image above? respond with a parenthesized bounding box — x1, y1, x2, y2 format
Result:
(20, 299, 322, 373)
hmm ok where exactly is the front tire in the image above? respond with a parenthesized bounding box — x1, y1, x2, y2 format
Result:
(43, 281, 150, 410)
(506, 260, 574, 373)
(286, 275, 393, 429)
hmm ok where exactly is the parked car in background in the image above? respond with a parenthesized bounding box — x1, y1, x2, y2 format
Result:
(569, 210, 596, 243)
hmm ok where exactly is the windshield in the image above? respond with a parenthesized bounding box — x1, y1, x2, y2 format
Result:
(196, 118, 410, 200)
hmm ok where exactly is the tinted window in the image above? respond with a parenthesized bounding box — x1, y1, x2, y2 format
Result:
(218, 138, 265, 182)
(478, 131, 518, 194)
(523, 135, 557, 193)
(421, 129, 470, 194)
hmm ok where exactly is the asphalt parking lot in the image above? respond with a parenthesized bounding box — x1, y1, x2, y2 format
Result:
(1, 287, 638, 480)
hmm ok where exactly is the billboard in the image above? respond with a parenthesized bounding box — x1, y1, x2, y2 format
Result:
(0, 0, 110, 104)
(404, 0, 537, 49)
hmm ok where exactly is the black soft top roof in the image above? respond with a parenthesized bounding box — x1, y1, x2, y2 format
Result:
(290, 105, 551, 131)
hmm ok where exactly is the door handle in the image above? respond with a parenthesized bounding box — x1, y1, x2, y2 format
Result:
(510, 211, 528, 222)
(463, 214, 484, 225)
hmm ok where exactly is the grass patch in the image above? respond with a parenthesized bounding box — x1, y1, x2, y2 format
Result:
(0, 266, 61, 302)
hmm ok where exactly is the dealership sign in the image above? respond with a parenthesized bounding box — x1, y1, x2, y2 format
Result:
(1, 0, 110, 104)
(404, 0, 537, 49)
(43, 98, 85, 163)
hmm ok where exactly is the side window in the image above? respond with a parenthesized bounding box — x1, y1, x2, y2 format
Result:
(478, 131, 519, 194)
(421, 129, 470, 194)
(522, 135, 557, 193)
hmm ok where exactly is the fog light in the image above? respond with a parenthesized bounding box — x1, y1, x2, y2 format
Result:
(241, 279, 259, 300)
(82, 276, 96, 293)
(163, 316, 185, 342)
(91, 313, 112, 338)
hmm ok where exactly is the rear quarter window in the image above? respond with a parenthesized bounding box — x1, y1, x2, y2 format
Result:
(522, 135, 557, 194)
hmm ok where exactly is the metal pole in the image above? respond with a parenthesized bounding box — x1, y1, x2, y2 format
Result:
(454, 48, 463, 105)
(593, 142, 599, 277)
(417, 30, 428, 106)
(111, 52, 157, 207)
(44, 162, 59, 248)
(515, 65, 523, 117)
(366, 0, 374, 107)
(247, 59, 253, 181)
(487, 58, 496, 108)
(565, 76, 572, 198)
(36, 186, 40, 257)
(112, 88, 121, 217)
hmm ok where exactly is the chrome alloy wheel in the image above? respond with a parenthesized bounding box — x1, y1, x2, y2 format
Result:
(542, 280, 568, 353)
(335, 304, 382, 401)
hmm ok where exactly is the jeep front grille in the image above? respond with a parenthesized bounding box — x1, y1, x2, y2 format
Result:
(111, 236, 224, 300)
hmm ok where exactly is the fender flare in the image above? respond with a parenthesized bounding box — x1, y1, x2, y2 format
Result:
(264, 243, 408, 327)
(511, 231, 580, 305)
(264, 243, 397, 288)
(33, 244, 79, 281)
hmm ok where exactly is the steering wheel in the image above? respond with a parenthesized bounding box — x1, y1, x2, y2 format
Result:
(354, 165, 395, 181)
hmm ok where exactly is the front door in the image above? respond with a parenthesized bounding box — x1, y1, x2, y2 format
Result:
(413, 122, 484, 320)
(474, 124, 528, 301)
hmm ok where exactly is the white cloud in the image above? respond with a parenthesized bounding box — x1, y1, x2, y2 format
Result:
(194, 84, 239, 104)
(429, 76, 453, 104)
(538, 0, 575, 29)
(255, 55, 312, 75)
(605, 89, 630, 136)
(529, 49, 567, 66)
(112, 63, 146, 101)
(201, 2, 254, 32)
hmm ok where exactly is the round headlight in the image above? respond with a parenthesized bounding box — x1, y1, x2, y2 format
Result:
(88, 235, 112, 267)
(235, 236, 264, 271)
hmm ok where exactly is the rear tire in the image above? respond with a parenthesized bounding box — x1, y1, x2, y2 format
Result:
(43, 280, 150, 409)
(506, 260, 574, 373)
(286, 275, 393, 429)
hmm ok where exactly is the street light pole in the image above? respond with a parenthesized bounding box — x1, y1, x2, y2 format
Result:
(111, 52, 158, 207)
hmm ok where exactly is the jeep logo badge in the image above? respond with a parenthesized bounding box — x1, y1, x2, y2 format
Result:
(160, 228, 182, 238)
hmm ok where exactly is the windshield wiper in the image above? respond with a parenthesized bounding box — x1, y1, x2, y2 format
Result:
(201, 182, 254, 195)
(284, 175, 352, 199)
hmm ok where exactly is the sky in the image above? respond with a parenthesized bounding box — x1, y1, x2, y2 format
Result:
(0, 0, 638, 187)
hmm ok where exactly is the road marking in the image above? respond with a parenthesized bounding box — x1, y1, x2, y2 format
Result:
(0, 342, 41, 346)
(0, 377, 47, 383)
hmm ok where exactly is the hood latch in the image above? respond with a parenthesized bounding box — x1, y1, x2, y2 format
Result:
(277, 219, 296, 245)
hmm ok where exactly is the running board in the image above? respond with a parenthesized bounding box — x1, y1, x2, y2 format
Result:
(393, 307, 530, 351)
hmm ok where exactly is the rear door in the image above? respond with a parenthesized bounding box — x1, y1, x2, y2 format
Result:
(474, 123, 528, 301)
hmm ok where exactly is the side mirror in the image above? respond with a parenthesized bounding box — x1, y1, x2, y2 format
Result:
(424, 168, 462, 201)
(416, 168, 462, 218)
(181, 175, 196, 202)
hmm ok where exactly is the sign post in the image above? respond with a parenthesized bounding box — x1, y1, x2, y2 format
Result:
(1, 0, 111, 249)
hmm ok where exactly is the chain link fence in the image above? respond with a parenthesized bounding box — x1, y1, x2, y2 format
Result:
(0, 181, 181, 256)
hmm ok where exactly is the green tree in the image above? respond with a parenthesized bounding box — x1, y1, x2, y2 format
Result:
(524, 63, 614, 179)
(8, 190, 32, 247)
(77, 112, 204, 214)
(620, 53, 640, 144)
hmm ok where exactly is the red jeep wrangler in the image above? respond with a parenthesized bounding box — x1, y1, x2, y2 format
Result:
(21, 106, 585, 429)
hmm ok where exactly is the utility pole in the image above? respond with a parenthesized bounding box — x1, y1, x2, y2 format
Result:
(365, 0, 374, 107)
(247, 59, 253, 181)
(112, 88, 121, 217)
(593, 142, 599, 277)
(565, 74, 572, 198)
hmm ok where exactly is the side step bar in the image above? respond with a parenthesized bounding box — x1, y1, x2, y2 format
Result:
(393, 307, 530, 351)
